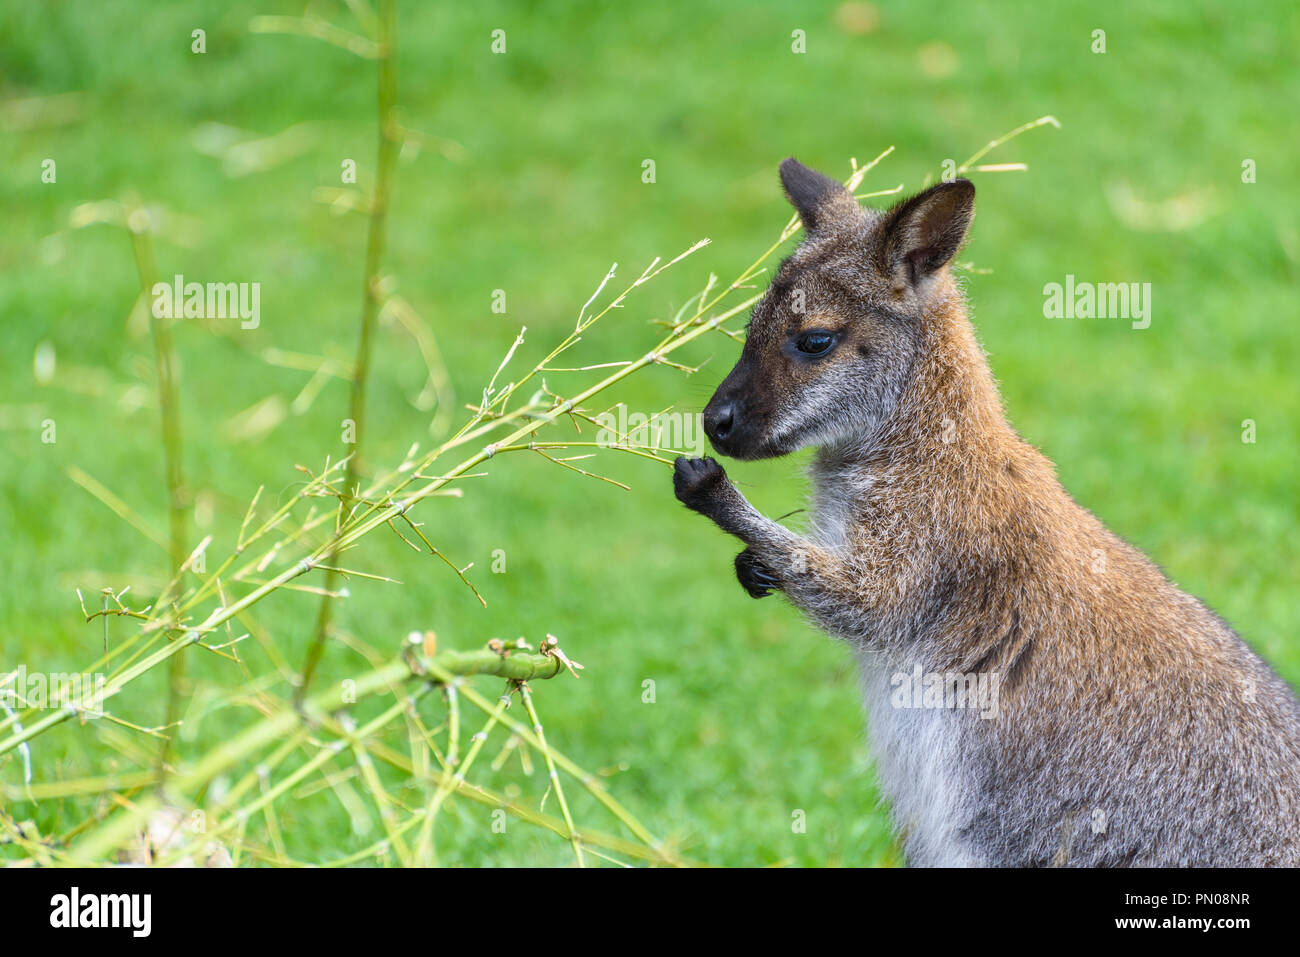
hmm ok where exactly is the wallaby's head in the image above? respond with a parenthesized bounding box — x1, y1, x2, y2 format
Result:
(702, 158, 975, 460)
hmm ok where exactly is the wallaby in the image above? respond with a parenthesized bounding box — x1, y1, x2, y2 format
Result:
(673, 158, 1300, 866)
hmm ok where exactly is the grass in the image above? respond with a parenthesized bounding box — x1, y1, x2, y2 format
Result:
(0, 0, 1296, 866)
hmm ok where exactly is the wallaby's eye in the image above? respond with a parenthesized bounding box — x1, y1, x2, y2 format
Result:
(794, 331, 836, 358)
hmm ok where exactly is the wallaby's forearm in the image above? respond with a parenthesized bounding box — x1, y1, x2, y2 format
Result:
(673, 456, 881, 639)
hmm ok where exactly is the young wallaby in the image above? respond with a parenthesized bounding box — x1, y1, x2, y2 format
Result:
(673, 158, 1300, 866)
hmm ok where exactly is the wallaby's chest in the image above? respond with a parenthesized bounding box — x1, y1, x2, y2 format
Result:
(807, 465, 864, 549)
(811, 464, 985, 864)
(857, 649, 980, 866)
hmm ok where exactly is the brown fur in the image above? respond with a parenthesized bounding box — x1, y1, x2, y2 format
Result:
(674, 159, 1300, 866)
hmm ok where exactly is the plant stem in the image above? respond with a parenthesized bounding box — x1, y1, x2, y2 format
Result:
(299, 0, 400, 702)
(126, 212, 190, 788)
(520, 680, 584, 867)
(67, 643, 566, 862)
(128, 217, 186, 578)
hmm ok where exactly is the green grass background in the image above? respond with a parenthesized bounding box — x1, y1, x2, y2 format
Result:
(1, 0, 1296, 865)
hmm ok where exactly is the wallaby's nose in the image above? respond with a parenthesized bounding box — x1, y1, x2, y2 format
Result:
(704, 400, 734, 443)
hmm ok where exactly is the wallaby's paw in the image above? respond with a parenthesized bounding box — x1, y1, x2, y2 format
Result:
(735, 548, 779, 598)
(673, 456, 727, 514)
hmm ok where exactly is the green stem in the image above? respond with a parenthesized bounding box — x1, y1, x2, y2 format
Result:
(127, 214, 189, 786)
(520, 680, 584, 867)
(65, 645, 563, 862)
(299, 0, 400, 701)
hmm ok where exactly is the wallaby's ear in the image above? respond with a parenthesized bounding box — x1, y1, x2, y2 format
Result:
(779, 158, 858, 233)
(881, 179, 975, 287)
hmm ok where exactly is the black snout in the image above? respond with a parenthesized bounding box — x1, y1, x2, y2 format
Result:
(703, 399, 734, 444)
(701, 357, 781, 460)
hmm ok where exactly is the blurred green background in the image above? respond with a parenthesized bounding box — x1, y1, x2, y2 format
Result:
(1, 0, 1296, 865)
